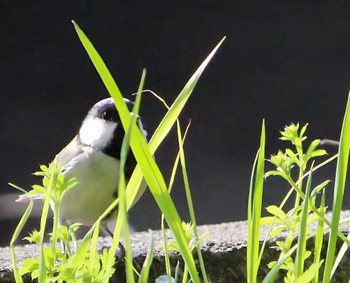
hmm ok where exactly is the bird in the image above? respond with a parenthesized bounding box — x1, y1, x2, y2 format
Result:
(18, 97, 147, 236)
(56, 97, 147, 231)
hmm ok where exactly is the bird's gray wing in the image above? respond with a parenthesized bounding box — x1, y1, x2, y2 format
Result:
(56, 136, 85, 165)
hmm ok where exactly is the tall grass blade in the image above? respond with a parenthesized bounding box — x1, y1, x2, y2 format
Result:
(323, 93, 350, 281)
(176, 120, 208, 282)
(161, 121, 191, 281)
(10, 200, 33, 283)
(312, 188, 325, 283)
(148, 37, 226, 154)
(119, 70, 145, 282)
(72, 21, 225, 282)
(38, 168, 59, 282)
(247, 120, 265, 283)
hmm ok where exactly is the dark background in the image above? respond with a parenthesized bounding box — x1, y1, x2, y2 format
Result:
(1, 1, 350, 246)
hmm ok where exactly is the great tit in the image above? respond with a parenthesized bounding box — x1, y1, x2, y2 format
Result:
(19, 97, 147, 235)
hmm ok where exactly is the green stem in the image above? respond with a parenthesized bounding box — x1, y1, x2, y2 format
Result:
(182, 265, 189, 283)
(51, 204, 59, 262)
(293, 168, 304, 208)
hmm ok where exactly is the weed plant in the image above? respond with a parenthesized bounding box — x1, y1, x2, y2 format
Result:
(247, 95, 350, 282)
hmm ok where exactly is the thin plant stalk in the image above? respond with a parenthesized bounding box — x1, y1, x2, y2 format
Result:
(312, 188, 325, 283)
(9, 183, 33, 283)
(176, 120, 208, 283)
(119, 70, 146, 282)
(295, 162, 313, 277)
(38, 166, 60, 282)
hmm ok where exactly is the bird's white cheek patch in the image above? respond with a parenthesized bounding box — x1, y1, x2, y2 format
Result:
(79, 118, 117, 149)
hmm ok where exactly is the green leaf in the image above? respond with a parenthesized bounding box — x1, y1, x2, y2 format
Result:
(270, 226, 287, 237)
(260, 216, 284, 225)
(310, 149, 327, 158)
(72, 20, 225, 283)
(24, 230, 41, 244)
(266, 205, 287, 219)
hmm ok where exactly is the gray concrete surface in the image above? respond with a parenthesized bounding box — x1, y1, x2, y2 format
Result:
(1, 210, 350, 282)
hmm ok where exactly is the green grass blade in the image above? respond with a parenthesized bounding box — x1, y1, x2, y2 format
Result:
(117, 70, 145, 283)
(10, 200, 34, 283)
(295, 162, 313, 277)
(148, 37, 226, 154)
(331, 233, 350, 277)
(247, 120, 266, 283)
(247, 150, 259, 283)
(262, 244, 298, 283)
(138, 230, 155, 283)
(160, 121, 187, 281)
(38, 171, 58, 282)
(72, 21, 224, 282)
(176, 120, 208, 282)
(312, 188, 325, 283)
(323, 93, 350, 281)
(126, 36, 225, 210)
(129, 131, 200, 281)
(88, 222, 101, 272)
(160, 122, 188, 281)
(161, 215, 173, 281)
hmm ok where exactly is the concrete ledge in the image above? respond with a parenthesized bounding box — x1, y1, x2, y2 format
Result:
(1, 210, 350, 282)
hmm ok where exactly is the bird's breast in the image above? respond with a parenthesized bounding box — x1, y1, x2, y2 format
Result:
(59, 149, 120, 226)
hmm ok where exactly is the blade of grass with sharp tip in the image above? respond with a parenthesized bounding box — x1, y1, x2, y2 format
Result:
(126, 36, 225, 210)
(117, 70, 145, 283)
(323, 93, 350, 282)
(10, 200, 33, 283)
(148, 37, 226, 154)
(72, 21, 224, 282)
(247, 120, 265, 283)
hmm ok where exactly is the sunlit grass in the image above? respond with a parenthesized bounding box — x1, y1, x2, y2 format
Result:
(10, 21, 225, 283)
(247, 94, 350, 282)
(10, 17, 350, 283)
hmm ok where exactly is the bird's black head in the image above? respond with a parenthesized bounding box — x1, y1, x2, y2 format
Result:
(77, 97, 146, 180)
(88, 97, 134, 122)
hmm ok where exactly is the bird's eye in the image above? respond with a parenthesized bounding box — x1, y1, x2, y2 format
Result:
(101, 110, 117, 122)
(102, 111, 112, 121)
(100, 107, 119, 122)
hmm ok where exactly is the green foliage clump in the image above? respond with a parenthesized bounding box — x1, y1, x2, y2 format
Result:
(247, 112, 350, 283)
